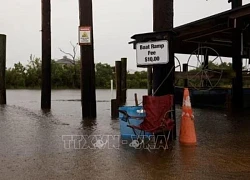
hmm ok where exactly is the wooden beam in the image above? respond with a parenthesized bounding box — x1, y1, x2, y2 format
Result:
(177, 23, 230, 41)
(229, 10, 250, 19)
(175, 71, 233, 80)
(173, 41, 233, 57)
(183, 27, 233, 42)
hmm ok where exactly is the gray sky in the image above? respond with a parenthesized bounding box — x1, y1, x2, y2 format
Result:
(0, 0, 250, 70)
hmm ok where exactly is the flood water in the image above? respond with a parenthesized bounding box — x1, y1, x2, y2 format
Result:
(0, 89, 250, 180)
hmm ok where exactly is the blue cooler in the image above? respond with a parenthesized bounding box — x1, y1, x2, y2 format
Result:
(119, 106, 151, 139)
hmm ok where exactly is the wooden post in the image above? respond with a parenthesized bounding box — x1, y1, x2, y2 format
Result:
(153, 0, 174, 96)
(232, 27, 243, 109)
(115, 61, 122, 106)
(111, 99, 118, 119)
(79, 0, 96, 119)
(110, 79, 113, 99)
(0, 34, 6, 105)
(121, 58, 127, 105)
(183, 64, 188, 88)
(231, 0, 243, 109)
(203, 54, 209, 87)
(147, 67, 153, 95)
(153, 0, 176, 139)
(231, 0, 242, 9)
(134, 93, 138, 106)
(41, 0, 51, 110)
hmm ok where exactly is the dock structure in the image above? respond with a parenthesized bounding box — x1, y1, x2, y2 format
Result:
(131, 2, 250, 110)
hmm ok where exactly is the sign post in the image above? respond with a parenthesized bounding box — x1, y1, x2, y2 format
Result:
(131, 32, 175, 140)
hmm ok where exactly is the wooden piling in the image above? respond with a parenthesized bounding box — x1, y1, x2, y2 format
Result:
(79, 0, 96, 119)
(183, 64, 188, 88)
(232, 28, 243, 109)
(153, 0, 174, 96)
(111, 60, 123, 119)
(41, 0, 51, 110)
(203, 54, 209, 87)
(0, 34, 6, 105)
(231, 0, 242, 9)
(147, 67, 153, 95)
(153, 0, 176, 139)
(231, 0, 243, 110)
(134, 93, 138, 106)
(111, 99, 118, 119)
(115, 61, 122, 106)
(121, 58, 127, 105)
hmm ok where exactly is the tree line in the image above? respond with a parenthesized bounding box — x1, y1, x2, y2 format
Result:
(6, 56, 240, 89)
(5, 56, 148, 89)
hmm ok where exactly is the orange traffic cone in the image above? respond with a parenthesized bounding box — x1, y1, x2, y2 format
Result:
(179, 88, 197, 145)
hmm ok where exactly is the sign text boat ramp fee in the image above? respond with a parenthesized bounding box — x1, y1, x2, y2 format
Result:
(136, 40, 169, 67)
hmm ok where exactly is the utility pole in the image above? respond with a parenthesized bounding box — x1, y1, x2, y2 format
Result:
(41, 0, 51, 110)
(79, 0, 97, 119)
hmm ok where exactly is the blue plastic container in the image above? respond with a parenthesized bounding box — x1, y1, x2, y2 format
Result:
(119, 106, 151, 139)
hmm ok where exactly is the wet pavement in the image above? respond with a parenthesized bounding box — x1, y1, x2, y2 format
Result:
(0, 89, 250, 180)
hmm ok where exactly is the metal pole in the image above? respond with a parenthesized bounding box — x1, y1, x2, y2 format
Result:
(0, 34, 6, 105)
(41, 0, 51, 110)
(79, 0, 96, 119)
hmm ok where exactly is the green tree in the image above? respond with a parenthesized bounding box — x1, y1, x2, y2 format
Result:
(95, 62, 114, 88)
(25, 55, 41, 88)
(5, 58, 150, 89)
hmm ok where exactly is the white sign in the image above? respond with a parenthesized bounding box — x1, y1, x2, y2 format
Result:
(79, 26, 91, 45)
(136, 40, 169, 66)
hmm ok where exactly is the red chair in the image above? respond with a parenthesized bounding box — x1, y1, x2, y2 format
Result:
(119, 94, 175, 149)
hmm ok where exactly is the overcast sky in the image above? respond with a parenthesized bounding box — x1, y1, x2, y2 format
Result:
(0, 0, 250, 70)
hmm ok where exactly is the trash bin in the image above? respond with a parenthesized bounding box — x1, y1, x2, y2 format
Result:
(119, 106, 151, 139)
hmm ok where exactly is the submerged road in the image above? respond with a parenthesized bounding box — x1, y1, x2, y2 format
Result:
(0, 89, 250, 180)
